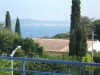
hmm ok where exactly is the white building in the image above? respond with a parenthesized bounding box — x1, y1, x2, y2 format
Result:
(88, 40, 100, 52)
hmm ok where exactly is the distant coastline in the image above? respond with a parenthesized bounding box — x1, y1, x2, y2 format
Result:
(11, 19, 70, 26)
(11, 19, 70, 38)
(0, 19, 70, 38)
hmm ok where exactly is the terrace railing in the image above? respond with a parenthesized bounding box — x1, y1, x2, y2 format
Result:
(0, 56, 100, 75)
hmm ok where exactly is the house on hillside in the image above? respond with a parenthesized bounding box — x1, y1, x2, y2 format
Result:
(33, 38, 98, 56)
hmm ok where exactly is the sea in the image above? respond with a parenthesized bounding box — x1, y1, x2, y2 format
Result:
(12, 25, 70, 38)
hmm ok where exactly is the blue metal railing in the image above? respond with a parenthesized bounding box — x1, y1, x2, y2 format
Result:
(0, 56, 100, 75)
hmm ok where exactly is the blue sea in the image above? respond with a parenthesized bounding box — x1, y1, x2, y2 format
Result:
(12, 25, 70, 38)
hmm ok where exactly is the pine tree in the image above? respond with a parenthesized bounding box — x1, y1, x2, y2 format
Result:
(15, 18, 21, 37)
(69, 0, 87, 57)
(5, 11, 11, 30)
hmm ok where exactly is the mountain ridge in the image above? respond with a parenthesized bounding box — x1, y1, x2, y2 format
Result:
(12, 19, 70, 26)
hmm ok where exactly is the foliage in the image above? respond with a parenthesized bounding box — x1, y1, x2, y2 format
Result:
(69, 0, 87, 57)
(92, 19, 100, 40)
(0, 29, 21, 55)
(19, 38, 44, 58)
(0, 23, 4, 29)
(93, 67, 100, 75)
(82, 53, 95, 71)
(82, 53, 93, 63)
(14, 49, 25, 57)
(0, 28, 44, 75)
(0, 59, 11, 75)
(93, 50, 100, 63)
(52, 33, 70, 39)
(80, 18, 100, 40)
(80, 16, 93, 27)
(0, 27, 44, 57)
(10, 38, 44, 58)
(15, 17, 21, 37)
(5, 11, 11, 31)
(69, 0, 81, 56)
(80, 16, 93, 36)
(0, 53, 11, 75)
(80, 27, 87, 57)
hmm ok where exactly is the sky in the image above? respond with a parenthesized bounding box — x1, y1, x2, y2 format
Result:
(0, 0, 100, 21)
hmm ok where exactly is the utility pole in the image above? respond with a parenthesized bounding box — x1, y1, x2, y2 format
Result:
(91, 31, 94, 75)
(92, 31, 94, 61)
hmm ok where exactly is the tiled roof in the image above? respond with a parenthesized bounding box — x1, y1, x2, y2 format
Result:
(33, 38, 96, 52)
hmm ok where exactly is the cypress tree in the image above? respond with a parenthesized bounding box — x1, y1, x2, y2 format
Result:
(69, 0, 87, 57)
(81, 27, 87, 56)
(15, 17, 21, 37)
(5, 11, 11, 30)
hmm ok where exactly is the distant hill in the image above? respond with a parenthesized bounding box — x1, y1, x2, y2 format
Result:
(11, 19, 70, 26)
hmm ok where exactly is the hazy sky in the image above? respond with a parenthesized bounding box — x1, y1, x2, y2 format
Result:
(0, 0, 100, 21)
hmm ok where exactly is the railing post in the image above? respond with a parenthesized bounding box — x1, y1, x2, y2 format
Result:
(82, 66, 85, 75)
(11, 59, 13, 75)
(22, 60, 26, 75)
(68, 68, 70, 75)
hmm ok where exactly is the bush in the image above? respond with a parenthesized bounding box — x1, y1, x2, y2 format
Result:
(0, 29, 21, 55)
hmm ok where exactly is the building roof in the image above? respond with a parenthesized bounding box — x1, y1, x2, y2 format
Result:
(33, 38, 69, 52)
(33, 38, 97, 53)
